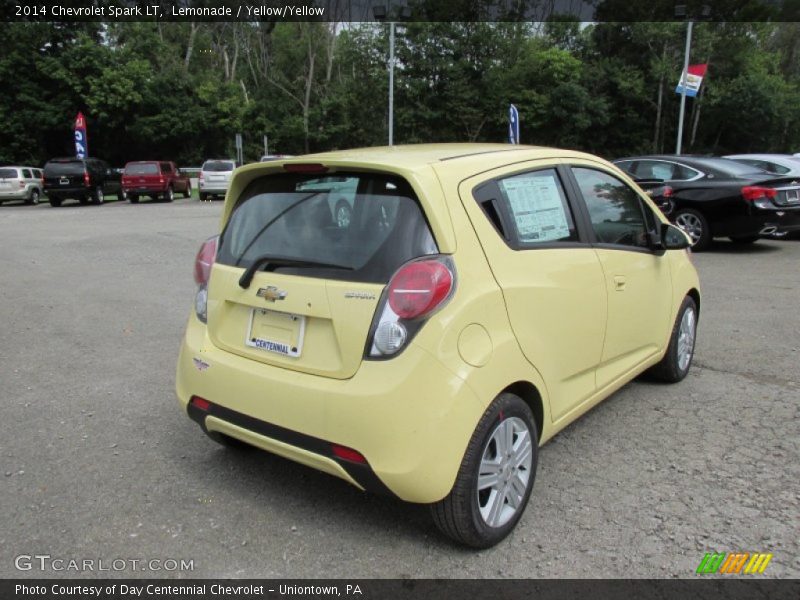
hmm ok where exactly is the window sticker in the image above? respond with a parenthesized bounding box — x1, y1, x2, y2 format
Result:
(500, 173, 570, 242)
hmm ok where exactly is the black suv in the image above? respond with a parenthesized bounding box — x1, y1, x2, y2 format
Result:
(43, 157, 123, 207)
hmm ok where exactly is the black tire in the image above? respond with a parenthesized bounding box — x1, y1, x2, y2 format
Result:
(430, 393, 538, 549)
(183, 184, 192, 199)
(49, 196, 62, 207)
(164, 187, 174, 203)
(119, 189, 128, 202)
(128, 194, 139, 204)
(673, 209, 711, 251)
(199, 192, 208, 201)
(78, 196, 89, 205)
(27, 189, 40, 205)
(729, 235, 760, 244)
(93, 186, 104, 205)
(648, 295, 698, 383)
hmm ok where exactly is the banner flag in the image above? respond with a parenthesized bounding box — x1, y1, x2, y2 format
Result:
(74, 112, 88, 158)
(508, 104, 519, 144)
(675, 64, 708, 98)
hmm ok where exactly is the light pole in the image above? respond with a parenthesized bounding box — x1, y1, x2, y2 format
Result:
(373, 4, 410, 146)
(675, 17, 693, 155)
(675, 3, 711, 155)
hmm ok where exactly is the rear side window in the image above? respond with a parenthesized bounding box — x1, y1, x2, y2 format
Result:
(44, 161, 85, 176)
(160, 162, 173, 173)
(125, 163, 159, 175)
(203, 161, 235, 172)
(216, 172, 437, 283)
(473, 168, 578, 246)
(22, 169, 32, 178)
(0, 168, 17, 178)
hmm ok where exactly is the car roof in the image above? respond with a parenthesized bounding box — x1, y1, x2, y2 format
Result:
(290, 143, 604, 172)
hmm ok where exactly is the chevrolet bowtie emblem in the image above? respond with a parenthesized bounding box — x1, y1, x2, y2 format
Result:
(256, 286, 287, 302)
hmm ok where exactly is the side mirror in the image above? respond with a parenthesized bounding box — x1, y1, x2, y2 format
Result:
(662, 223, 691, 250)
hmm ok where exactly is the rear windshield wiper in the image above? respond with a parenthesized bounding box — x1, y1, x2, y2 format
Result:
(239, 255, 353, 288)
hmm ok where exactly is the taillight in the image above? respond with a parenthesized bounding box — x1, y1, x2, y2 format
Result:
(194, 236, 218, 286)
(388, 261, 453, 319)
(193, 235, 219, 324)
(741, 186, 776, 202)
(662, 186, 673, 197)
(159, 176, 165, 184)
(367, 257, 456, 358)
(84, 170, 90, 187)
(199, 171, 204, 181)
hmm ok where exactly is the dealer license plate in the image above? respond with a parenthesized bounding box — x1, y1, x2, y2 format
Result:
(245, 309, 305, 358)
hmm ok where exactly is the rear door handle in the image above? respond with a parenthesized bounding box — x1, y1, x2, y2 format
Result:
(614, 276, 626, 291)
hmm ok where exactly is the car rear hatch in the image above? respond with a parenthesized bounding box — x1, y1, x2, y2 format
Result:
(44, 160, 86, 189)
(123, 162, 162, 190)
(0, 168, 19, 193)
(202, 161, 235, 187)
(206, 169, 439, 379)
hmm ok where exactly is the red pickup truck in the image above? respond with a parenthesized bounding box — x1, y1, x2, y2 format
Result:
(121, 161, 192, 203)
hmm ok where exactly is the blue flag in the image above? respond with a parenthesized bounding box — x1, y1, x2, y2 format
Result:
(508, 104, 520, 144)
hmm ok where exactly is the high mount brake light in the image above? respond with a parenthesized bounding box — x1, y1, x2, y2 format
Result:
(283, 163, 329, 174)
(741, 186, 777, 201)
(194, 236, 219, 286)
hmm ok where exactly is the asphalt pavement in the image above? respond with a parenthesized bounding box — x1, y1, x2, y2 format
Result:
(1, 198, 797, 578)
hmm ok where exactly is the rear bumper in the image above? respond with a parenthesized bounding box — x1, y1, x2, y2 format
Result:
(44, 186, 90, 197)
(198, 182, 229, 194)
(176, 314, 484, 503)
(123, 184, 167, 193)
(0, 190, 28, 200)
(712, 207, 800, 237)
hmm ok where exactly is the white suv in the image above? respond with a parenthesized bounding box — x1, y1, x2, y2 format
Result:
(0, 166, 43, 205)
(198, 159, 237, 201)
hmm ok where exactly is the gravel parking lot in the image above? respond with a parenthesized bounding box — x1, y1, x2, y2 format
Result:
(1, 199, 798, 578)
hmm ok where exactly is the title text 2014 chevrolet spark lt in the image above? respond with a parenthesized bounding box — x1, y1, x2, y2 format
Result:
(176, 144, 700, 548)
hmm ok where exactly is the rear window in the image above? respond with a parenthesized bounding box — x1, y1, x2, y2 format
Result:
(690, 158, 765, 176)
(216, 172, 438, 283)
(202, 161, 235, 172)
(125, 163, 159, 175)
(0, 168, 18, 178)
(44, 161, 85, 176)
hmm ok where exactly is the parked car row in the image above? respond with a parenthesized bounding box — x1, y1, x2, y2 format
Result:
(613, 153, 800, 250)
(0, 157, 245, 207)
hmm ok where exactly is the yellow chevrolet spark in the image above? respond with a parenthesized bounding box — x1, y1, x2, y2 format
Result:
(176, 144, 699, 548)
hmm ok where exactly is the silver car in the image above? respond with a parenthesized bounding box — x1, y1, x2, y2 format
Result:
(198, 159, 236, 201)
(724, 154, 800, 178)
(0, 166, 43, 205)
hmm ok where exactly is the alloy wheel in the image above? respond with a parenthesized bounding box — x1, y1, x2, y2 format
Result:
(675, 213, 703, 245)
(477, 416, 533, 528)
(677, 306, 696, 372)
